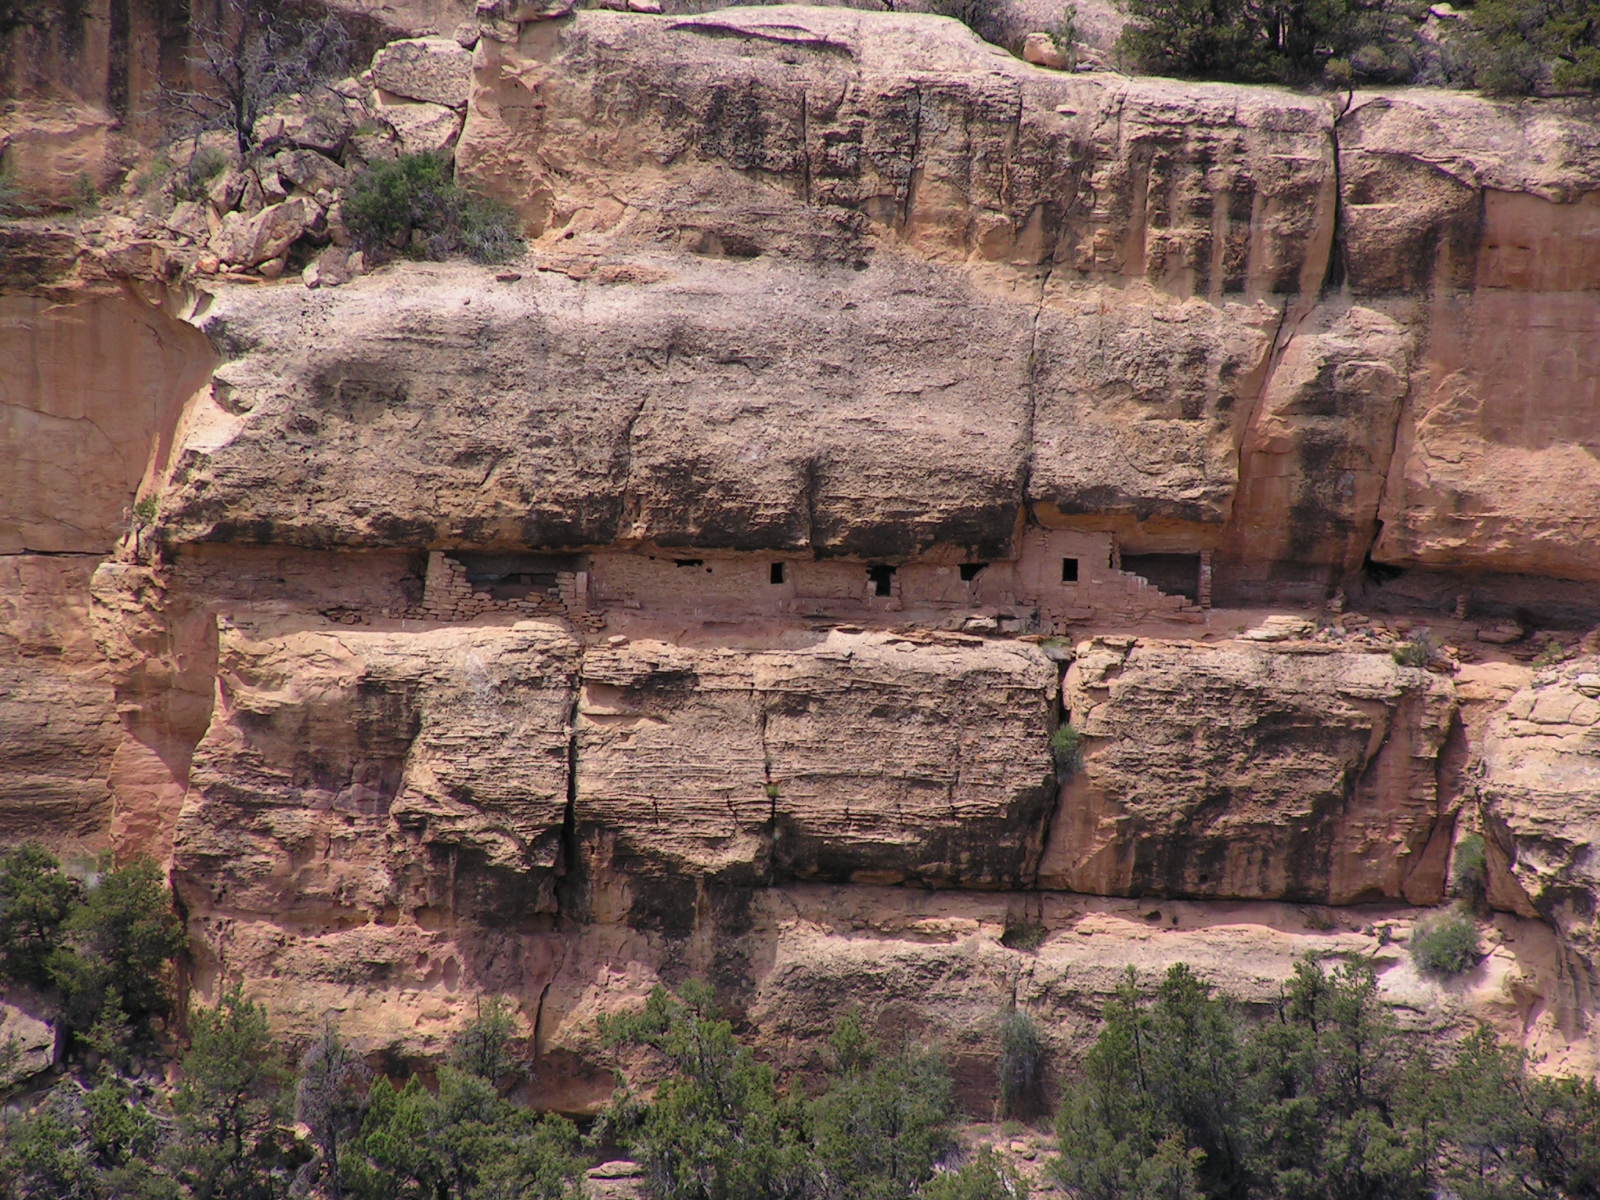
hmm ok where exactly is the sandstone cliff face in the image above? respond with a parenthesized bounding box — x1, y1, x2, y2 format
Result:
(7, 0, 1600, 1098)
(1041, 637, 1456, 905)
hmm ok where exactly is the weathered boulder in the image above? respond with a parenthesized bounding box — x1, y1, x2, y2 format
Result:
(379, 101, 464, 157)
(270, 148, 350, 196)
(1020, 31, 1068, 68)
(211, 197, 315, 268)
(1038, 637, 1457, 904)
(372, 36, 474, 107)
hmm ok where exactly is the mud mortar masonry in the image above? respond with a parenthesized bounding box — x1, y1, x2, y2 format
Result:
(5, 0, 1600, 1105)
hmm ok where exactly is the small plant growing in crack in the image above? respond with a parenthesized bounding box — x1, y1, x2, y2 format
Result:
(764, 782, 781, 801)
(132, 494, 160, 524)
(1051, 724, 1081, 776)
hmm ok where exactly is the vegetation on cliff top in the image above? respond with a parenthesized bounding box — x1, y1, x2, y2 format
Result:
(1110, 0, 1600, 91)
(343, 153, 524, 265)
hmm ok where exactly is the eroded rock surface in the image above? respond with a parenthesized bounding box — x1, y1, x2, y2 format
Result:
(1479, 661, 1600, 1009)
(1041, 637, 1456, 904)
(8, 0, 1600, 1097)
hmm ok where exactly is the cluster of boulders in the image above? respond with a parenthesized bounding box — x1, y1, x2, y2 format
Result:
(1019, 30, 1107, 70)
(144, 34, 475, 288)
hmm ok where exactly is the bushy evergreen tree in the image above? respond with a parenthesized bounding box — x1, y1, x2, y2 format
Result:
(600, 981, 813, 1200)
(0, 843, 81, 987)
(1457, 0, 1600, 92)
(171, 982, 293, 1200)
(50, 857, 185, 1045)
(810, 1011, 956, 1200)
(341, 1001, 583, 1200)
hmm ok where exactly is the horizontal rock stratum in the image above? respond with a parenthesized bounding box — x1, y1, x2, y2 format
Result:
(4, 2, 1600, 1099)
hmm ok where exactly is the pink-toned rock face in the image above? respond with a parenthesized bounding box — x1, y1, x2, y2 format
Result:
(0, 288, 213, 555)
(1479, 662, 1600, 1007)
(0, 556, 119, 848)
(576, 633, 1057, 896)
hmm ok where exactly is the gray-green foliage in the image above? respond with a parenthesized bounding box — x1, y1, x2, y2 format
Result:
(1391, 628, 1436, 668)
(1115, 0, 1424, 84)
(1454, 0, 1600, 92)
(0, 843, 81, 987)
(811, 1013, 956, 1200)
(921, 1146, 1030, 1200)
(341, 1002, 582, 1200)
(1409, 905, 1481, 976)
(49, 857, 186, 1045)
(1053, 958, 1432, 1200)
(172, 982, 292, 1200)
(1051, 725, 1081, 774)
(998, 1009, 1046, 1119)
(343, 153, 524, 265)
(296, 1024, 372, 1196)
(599, 981, 813, 1200)
(1451, 833, 1488, 906)
(600, 988, 959, 1200)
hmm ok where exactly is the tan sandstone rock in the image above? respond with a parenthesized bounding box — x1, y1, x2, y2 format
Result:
(372, 36, 474, 107)
(1038, 637, 1457, 904)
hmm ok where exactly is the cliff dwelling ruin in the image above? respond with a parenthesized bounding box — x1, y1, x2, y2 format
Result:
(404, 530, 1213, 630)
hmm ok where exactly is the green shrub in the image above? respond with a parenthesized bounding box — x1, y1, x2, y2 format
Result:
(70, 172, 99, 214)
(811, 1014, 956, 1200)
(1391, 628, 1436, 668)
(1457, 0, 1600, 93)
(343, 153, 523, 265)
(172, 983, 293, 1199)
(1000, 915, 1047, 952)
(1046, 4, 1080, 59)
(0, 166, 27, 218)
(1050, 725, 1081, 774)
(448, 996, 521, 1090)
(50, 858, 185, 1044)
(599, 981, 812, 1200)
(1451, 833, 1487, 905)
(1410, 905, 1481, 976)
(1116, 0, 1422, 85)
(172, 146, 228, 203)
(0, 843, 81, 988)
(1532, 638, 1569, 667)
(922, 1146, 1029, 1200)
(998, 1009, 1046, 1120)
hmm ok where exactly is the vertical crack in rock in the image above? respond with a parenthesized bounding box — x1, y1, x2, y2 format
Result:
(532, 979, 552, 1056)
(1323, 97, 1351, 293)
(556, 684, 582, 922)
(614, 395, 650, 537)
(1025, 662, 1071, 888)
(900, 84, 923, 232)
(800, 89, 812, 206)
(756, 692, 778, 886)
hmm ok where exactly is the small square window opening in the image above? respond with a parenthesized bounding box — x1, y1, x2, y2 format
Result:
(1062, 557, 1080, 583)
